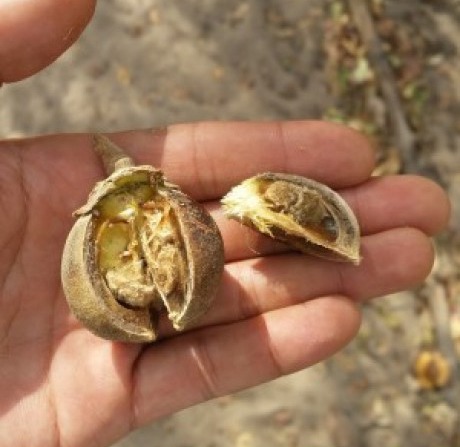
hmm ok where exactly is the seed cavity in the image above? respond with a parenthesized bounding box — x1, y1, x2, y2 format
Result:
(94, 175, 187, 311)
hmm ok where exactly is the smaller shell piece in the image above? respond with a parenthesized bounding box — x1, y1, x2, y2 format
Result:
(61, 164, 224, 343)
(221, 173, 361, 264)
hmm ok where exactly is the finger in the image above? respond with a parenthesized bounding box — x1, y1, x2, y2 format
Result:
(2, 121, 375, 216)
(133, 295, 360, 425)
(206, 175, 450, 262)
(118, 121, 376, 199)
(157, 227, 433, 336)
(340, 175, 450, 237)
(0, 0, 96, 83)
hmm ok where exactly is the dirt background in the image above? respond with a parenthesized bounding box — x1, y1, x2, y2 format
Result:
(2, 1, 460, 446)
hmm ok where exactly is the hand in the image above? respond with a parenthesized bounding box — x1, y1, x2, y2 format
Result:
(0, 123, 450, 446)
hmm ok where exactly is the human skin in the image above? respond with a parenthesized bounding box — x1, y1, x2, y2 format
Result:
(0, 2, 451, 447)
(0, 0, 96, 83)
(0, 122, 450, 447)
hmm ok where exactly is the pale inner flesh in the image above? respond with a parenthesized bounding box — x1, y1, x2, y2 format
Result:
(94, 174, 187, 312)
(222, 178, 338, 242)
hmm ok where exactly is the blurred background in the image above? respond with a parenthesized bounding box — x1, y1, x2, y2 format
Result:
(2, 0, 460, 445)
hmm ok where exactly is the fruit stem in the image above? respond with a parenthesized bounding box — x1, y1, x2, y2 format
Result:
(93, 134, 135, 174)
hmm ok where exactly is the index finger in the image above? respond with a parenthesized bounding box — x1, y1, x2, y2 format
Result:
(113, 120, 376, 200)
(2, 121, 375, 220)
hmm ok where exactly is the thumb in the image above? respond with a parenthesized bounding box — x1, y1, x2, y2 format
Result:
(0, 0, 96, 83)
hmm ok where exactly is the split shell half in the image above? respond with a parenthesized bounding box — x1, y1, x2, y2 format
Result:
(221, 172, 361, 264)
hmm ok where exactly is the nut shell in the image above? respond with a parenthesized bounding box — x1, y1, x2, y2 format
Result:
(222, 172, 360, 264)
(160, 188, 224, 330)
(61, 165, 224, 342)
(62, 214, 157, 342)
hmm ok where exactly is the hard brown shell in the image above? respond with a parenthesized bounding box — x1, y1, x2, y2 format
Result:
(61, 166, 224, 342)
(160, 187, 224, 330)
(62, 214, 157, 342)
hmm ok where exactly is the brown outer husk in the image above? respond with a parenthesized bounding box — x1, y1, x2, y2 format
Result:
(62, 164, 224, 341)
(74, 165, 164, 216)
(61, 214, 157, 342)
(160, 187, 224, 330)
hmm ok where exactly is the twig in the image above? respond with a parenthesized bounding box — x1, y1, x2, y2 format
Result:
(347, 0, 417, 173)
(427, 281, 460, 412)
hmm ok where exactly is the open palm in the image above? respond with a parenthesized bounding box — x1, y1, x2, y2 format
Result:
(0, 122, 450, 447)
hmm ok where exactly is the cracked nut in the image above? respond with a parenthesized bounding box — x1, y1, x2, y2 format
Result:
(221, 173, 360, 264)
(61, 135, 224, 343)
